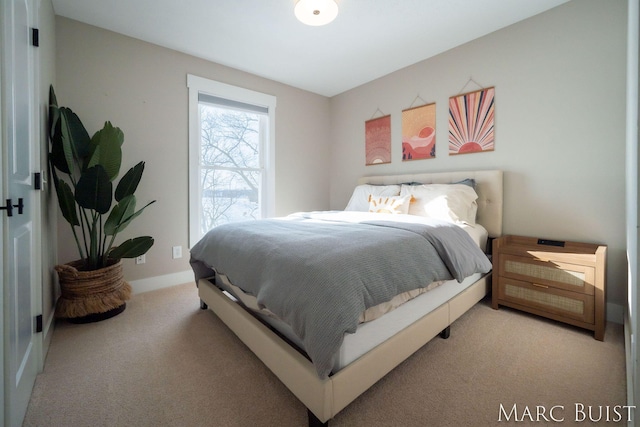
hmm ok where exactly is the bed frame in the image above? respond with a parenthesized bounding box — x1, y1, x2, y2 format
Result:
(197, 170, 503, 426)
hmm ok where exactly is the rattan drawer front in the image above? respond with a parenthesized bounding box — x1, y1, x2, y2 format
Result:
(497, 277, 595, 324)
(499, 254, 594, 295)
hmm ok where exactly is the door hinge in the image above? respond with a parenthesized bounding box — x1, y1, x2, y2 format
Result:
(31, 28, 39, 47)
(35, 314, 43, 333)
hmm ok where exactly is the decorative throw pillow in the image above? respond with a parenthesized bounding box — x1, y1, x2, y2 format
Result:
(400, 183, 478, 223)
(368, 194, 411, 214)
(345, 184, 401, 211)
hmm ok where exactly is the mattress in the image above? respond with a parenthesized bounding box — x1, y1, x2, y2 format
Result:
(246, 272, 484, 373)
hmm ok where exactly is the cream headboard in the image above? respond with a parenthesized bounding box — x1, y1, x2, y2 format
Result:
(357, 170, 503, 238)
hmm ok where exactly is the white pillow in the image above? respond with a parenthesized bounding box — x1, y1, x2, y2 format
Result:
(345, 184, 401, 211)
(368, 194, 411, 214)
(400, 184, 478, 223)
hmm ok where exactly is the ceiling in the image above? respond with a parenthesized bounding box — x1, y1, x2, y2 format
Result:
(51, 0, 569, 97)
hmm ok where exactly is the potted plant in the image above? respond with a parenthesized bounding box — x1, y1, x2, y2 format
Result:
(48, 85, 155, 322)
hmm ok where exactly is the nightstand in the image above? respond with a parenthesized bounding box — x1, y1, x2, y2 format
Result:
(492, 235, 607, 340)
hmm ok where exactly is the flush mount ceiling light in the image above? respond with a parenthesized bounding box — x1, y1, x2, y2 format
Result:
(295, 0, 339, 26)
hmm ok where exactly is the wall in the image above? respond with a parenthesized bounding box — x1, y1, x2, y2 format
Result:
(329, 0, 628, 312)
(55, 17, 332, 283)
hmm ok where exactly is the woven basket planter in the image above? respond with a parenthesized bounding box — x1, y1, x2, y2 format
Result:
(55, 259, 131, 321)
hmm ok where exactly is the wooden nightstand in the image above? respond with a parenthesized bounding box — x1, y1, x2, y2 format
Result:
(492, 235, 607, 340)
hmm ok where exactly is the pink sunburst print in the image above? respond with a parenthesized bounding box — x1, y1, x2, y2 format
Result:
(448, 87, 495, 155)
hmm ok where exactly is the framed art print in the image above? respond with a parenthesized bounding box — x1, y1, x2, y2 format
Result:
(402, 103, 436, 161)
(448, 87, 495, 155)
(365, 115, 391, 165)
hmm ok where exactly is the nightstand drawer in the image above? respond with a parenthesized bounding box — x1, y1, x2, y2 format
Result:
(499, 254, 595, 295)
(497, 276, 595, 324)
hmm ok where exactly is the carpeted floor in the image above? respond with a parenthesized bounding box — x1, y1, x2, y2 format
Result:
(23, 283, 626, 427)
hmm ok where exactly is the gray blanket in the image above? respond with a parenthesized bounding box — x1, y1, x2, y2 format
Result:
(189, 212, 492, 378)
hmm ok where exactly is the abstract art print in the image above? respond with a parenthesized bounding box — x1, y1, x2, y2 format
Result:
(402, 103, 436, 161)
(448, 87, 495, 155)
(365, 115, 391, 165)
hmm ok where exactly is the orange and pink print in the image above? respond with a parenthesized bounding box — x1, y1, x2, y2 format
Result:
(402, 103, 436, 161)
(448, 87, 495, 155)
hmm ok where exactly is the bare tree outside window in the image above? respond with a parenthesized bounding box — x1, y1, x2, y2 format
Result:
(187, 75, 275, 246)
(199, 104, 263, 233)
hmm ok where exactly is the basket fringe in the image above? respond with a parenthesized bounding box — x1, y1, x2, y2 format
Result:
(55, 282, 131, 318)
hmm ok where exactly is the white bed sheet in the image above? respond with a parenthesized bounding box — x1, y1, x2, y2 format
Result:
(284, 210, 489, 252)
(286, 210, 484, 234)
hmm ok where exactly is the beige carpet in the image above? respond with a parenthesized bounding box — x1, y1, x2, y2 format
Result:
(23, 283, 626, 427)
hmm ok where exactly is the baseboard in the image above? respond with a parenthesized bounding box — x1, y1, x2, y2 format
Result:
(40, 310, 56, 369)
(128, 270, 194, 295)
(43, 310, 55, 345)
(608, 302, 625, 324)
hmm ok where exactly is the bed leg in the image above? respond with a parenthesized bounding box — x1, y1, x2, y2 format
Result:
(200, 299, 208, 310)
(440, 326, 451, 339)
(308, 409, 328, 427)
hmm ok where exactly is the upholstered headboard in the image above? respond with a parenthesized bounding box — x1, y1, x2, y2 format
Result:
(357, 170, 503, 238)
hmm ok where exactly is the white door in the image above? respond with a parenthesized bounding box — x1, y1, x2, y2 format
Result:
(2, 0, 41, 426)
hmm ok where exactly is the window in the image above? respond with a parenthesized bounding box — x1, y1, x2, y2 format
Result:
(188, 75, 276, 246)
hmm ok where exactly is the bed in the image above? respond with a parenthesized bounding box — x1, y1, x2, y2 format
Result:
(190, 169, 503, 426)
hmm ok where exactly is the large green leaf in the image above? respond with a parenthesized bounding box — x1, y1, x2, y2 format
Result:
(104, 195, 136, 235)
(59, 107, 91, 171)
(87, 122, 123, 181)
(54, 178, 79, 227)
(115, 161, 144, 202)
(109, 236, 154, 259)
(75, 165, 112, 214)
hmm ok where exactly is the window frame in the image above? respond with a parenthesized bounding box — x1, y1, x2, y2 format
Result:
(187, 74, 276, 247)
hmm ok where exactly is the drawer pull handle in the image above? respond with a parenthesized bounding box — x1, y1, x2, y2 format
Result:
(532, 283, 549, 289)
